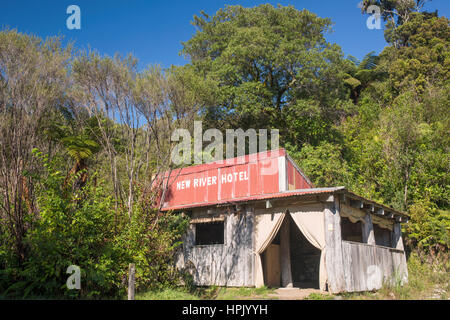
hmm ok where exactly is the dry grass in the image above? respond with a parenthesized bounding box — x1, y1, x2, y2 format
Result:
(135, 285, 276, 300)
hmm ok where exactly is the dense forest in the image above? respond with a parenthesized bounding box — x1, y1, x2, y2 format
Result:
(0, 2, 448, 298)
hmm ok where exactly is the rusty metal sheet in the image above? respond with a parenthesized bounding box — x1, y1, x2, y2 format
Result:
(159, 149, 313, 211)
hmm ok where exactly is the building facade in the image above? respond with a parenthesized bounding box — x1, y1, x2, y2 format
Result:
(159, 149, 408, 293)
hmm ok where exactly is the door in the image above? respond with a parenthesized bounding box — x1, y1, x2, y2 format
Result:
(264, 244, 281, 287)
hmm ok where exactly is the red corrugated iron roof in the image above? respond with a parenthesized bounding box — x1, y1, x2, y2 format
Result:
(160, 187, 344, 211)
(156, 148, 408, 219)
(160, 186, 409, 219)
(158, 148, 314, 210)
(161, 148, 286, 177)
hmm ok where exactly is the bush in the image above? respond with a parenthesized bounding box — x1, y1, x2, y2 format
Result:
(116, 185, 189, 292)
(406, 200, 450, 258)
(9, 151, 123, 298)
(0, 150, 189, 299)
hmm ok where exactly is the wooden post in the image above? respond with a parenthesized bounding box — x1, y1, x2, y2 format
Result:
(324, 198, 346, 293)
(280, 216, 293, 288)
(392, 223, 408, 284)
(392, 223, 404, 250)
(362, 213, 375, 245)
(128, 263, 135, 300)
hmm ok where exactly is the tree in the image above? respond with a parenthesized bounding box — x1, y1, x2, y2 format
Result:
(0, 30, 70, 266)
(71, 52, 206, 219)
(61, 134, 99, 190)
(361, 0, 430, 23)
(0, 32, 193, 297)
(340, 9, 449, 252)
(287, 141, 352, 188)
(343, 52, 385, 104)
(71, 52, 139, 219)
(181, 4, 352, 147)
(43, 113, 101, 191)
(361, 0, 434, 47)
(379, 12, 449, 93)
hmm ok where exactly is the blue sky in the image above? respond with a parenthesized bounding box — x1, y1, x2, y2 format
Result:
(1, 0, 448, 70)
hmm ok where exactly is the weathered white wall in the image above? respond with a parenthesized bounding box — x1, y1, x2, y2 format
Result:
(325, 197, 408, 293)
(341, 241, 408, 292)
(176, 206, 254, 287)
(175, 196, 408, 292)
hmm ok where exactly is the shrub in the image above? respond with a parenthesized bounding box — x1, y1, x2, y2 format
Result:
(11, 151, 123, 298)
(116, 185, 189, 292)
(1, 150, 189, 299)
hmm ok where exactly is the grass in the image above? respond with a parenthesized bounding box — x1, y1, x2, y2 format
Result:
(304, 293, 334, 300)
(135, 285, 276, 300)
(135, 288, 201, 300)
(214, 286, 277, 300)
(135, 252, 449, 301)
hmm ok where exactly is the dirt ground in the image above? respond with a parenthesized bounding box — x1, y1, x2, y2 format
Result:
(267, 287, 323, 300)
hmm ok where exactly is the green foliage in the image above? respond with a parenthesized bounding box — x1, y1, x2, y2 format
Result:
(1, 5, 449, 299)
(338, 11, 450, 251)
(380, 12, 449, 92)
(0, 150, 189, 299)
(287, 142, 352, 188)
(407, 201, 450, 250)
(11, 150, 123, 298)
(182, 4, 352, 146)
(117, 187, 189, 292)
(377, 251, 449, 300)
(361, 0, 431, 41)
(343, 51, 385, 103)
(61, 135, 100, 162)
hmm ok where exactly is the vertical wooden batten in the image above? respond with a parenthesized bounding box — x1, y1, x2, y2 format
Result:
(324, 196, 346, 293)
(392, 223, 404, 251)
(362, 213, 375, 245)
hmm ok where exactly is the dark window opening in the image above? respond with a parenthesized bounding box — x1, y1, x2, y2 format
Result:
(341, 217, 363, 242)
(195, 221, 224, 245)
(373, 224, 392, 247)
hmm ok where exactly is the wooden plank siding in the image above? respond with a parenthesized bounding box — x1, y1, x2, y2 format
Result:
(329, 195, 408, 293)
(341, 241, 408, 292)
(176, 206, 255, 287)
(175, 196, 408, 293)
(324, 198, 346, 293)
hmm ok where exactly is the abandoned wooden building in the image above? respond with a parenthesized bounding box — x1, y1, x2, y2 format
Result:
(159, 149, 409, 293)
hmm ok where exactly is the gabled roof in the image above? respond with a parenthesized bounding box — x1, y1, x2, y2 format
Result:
(161, 185, 408, 222)
(158, 148, 313, 211)
(160, 187, 343, 211)
(157, 148, 408, 222)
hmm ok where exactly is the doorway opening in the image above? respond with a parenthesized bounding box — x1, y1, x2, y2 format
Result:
(261, 214, 320, 289)
(289, 216, 320, 289)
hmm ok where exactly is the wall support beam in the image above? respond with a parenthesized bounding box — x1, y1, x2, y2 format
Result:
(324, 198, 346, 293)
(392, 223, 404, 251)
(362, 213, 375, 245)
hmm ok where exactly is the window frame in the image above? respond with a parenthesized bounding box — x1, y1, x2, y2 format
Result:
(340, 216, 364, 243)
(194, 220, 225, 246)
